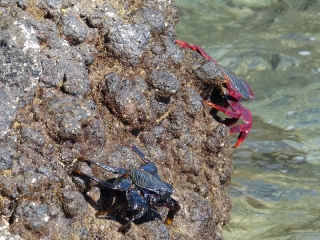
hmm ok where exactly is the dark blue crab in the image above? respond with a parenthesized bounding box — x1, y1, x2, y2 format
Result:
(72, 144, 180, 232)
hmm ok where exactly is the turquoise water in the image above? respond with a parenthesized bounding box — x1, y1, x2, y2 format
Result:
(175, 0, 320, 239)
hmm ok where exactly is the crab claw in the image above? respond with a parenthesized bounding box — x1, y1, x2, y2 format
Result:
(164, 198, 180, 225)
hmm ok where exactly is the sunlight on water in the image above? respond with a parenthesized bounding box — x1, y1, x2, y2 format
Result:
(175, 0, 320, 239)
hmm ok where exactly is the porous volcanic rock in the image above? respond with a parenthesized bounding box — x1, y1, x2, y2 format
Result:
(0, 1, 233, 239)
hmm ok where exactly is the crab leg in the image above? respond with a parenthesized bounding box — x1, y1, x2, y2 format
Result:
(164, 198, 180, 225)
(220, 117, 239, 127)
(127, 144, 151, 164)
(228, 102, 252, 148)
(230, 127, 251, 148)
(203, 99, 253, 148)
(126, 144, 160, 178)
(71, 169, 127, 191)
(175, 39, 217, 63)
(77, 156, 127, 175)
(202, 100, 242, 119)
(96, 188, 149, 232)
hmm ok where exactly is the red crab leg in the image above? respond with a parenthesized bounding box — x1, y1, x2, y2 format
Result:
(175, 40, 218, 63)
(228, 101, 252, 148)
(203, 99, 253, 148)
(231, 127, 249, 148)
(229, 122, 252, 148)
(224, 76, 242, 100)
(202, 100, 242, 119)
(221, 117, 240, 127)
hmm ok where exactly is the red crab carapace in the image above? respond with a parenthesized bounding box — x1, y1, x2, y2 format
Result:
(175, 40, 255, 148)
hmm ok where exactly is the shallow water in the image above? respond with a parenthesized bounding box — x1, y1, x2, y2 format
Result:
(175, 0, 320, 239)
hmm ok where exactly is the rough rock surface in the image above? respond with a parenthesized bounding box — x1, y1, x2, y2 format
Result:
(0, 1, 233, 239)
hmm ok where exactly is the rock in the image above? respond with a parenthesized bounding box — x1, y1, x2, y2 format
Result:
(131, 9, 166, 33)
(0, 17, 41, 138)
(194, 61, 222, 83)
(21, 127, 45, 151)
(103, 72, 156, 131)
(39, 92, 102, 143)
(0, 1, 233, 239)
(108, 23, 151, 65)
(61, 189, 88, 218)
(13, 201, 50, 232)
(148, 70, 181, 99)
(76, 43, 98, 66)
(0, 145, 12, 171)
(81, 3, 118, 30)
(17, 0, 29, 9)
(61, 13, 88, 45)
(184, 87, 203, 116)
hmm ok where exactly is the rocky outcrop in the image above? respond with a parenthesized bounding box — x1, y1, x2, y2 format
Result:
(0, 0, 232, 239)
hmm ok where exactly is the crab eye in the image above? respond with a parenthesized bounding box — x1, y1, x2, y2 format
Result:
(159, 189, 167, 195)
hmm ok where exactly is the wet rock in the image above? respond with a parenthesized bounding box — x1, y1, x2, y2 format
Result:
(103, 73, 156, 130)
(0, 145, 12, 171)
(108, 23, 151, 65)
(184, 87, 203, 116)
(61, 189, 87, 218)
(61, 13, 88, 45)
(131, 9, 166, 33)
(0, 18, 41, 138)
(21, 127, 45, 149)
(39, 92, 101, 143)
(13, 201, 50, 232)
(81, 3, 118, 29)
(148, 70, 181, 99)
(0, 0, 15, 7)
(17, 0, 29, 9)
(76, 43, 98, 66)
(194, 60, 221, 83)
(0, 1, 233, 239)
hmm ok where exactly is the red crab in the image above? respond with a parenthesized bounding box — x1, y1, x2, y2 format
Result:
(175, 40, 255, 148)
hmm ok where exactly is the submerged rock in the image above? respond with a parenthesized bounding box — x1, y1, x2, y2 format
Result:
(0, 1, 233, 239)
